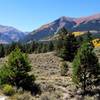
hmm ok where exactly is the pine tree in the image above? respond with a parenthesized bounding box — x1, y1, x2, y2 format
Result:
(41, 44, 48, 53)
(57, 27, 68, 40)
(0, 48, 35, 91)
(58, 33, 78, 61)
(85, 31, 93, 42)
(0, 44, 5, 58)
(72, 42, 100, 92)
(47, 41, 54, 52)
(60, 61, 68, 76)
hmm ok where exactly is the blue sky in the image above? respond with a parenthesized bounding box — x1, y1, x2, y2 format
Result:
(0, 0, 100, 32)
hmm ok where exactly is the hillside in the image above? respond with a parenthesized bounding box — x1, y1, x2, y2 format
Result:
(0, 48, 100, 100)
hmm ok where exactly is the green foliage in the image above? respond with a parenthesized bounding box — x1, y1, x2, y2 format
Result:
(56, 28, 78, 61)
(8, 48, 31, 74)
(4, 42, 22, 56)
(55, 27, 68, 52)
(72, 42, 100, 91)
(8, 48, 35, 89)
(0, 48, 36, 91)
(0, 66, 14, 85)
(58, 48, 68, 61)
(47, 41, 54, 52)
(60, 61, 68, 76)
(0, 44, 5, 58)
(57, 27, 68, 39)
(3, 84, 15, 96)
(85, 31, 93, 42)
(41, 44, 48, 53)
(55, 40, 64, 51)
(1, 40, 55, 56)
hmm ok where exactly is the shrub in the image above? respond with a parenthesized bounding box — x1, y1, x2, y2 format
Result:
(3, 84, 15, 96)
(16, 92, 33, 100)
(60, 61, 68, 76)
(40, 92, 56, 100)
(17, 87, 24, 94)
(40, 93, 50, 100)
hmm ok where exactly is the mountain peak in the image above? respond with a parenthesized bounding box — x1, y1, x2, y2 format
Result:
(60, 16, 67, 19)
(0, 25, 25, 44)
(59, 16, 74, 22)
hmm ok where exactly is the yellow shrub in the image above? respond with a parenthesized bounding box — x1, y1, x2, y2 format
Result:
(92, 38, 100, 47)
(3, 84, 15, 96)
(72, 32, 85, 37)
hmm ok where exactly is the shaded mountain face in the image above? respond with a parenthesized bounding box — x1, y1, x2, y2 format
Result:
(26, 14, 100, 41)
(0, 25, 25, 44)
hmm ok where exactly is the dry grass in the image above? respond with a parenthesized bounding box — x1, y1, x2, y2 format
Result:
(0, 50, 100, 100)
(28, 52, 76, 100)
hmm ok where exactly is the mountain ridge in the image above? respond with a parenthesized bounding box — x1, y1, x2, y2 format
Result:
(0, 13, 100, 43)
(25, 13, 100, 42)
(0, 25, 25, 44)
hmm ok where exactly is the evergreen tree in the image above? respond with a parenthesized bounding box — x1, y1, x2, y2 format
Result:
(0, 44, 5, 57)
(55, 40, 64, 52)
(85, 31, 93, 42)
(78, 36, 83, 44)
(58, 33, 78, 61)
(0, 48, 35, 91)
(56, 28, 78, 61)
(47, 41, 54, 52)
(41, 44, 47, 53)
(60, 61, 68, 76)
(37, 43, 43, 53)
(57, 27, 68, 40)
(72, 42, 100, 92)
(0, 65, 14, 85)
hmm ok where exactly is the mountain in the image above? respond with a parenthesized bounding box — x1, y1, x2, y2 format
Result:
(25, 13, 100, 41)
(0, 25, 25, 44)
(73, 14, 100, 31)
(0, 14, 100, 43)
(25, 16, 76, 42)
